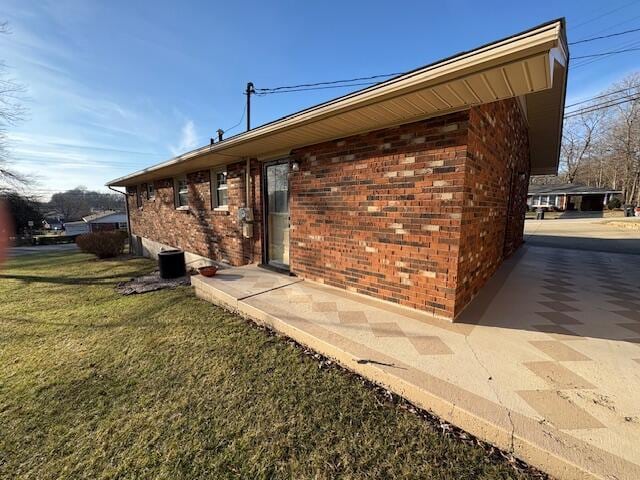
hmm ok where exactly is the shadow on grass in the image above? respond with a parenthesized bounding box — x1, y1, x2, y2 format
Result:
(0, 268, 154, 286)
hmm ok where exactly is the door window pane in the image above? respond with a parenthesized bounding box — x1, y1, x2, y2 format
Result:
(266, 163, 289, 267)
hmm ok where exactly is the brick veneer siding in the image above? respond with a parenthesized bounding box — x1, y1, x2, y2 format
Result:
(455, 99, 530, 316)
(126, 98, 529, 320)
(126, 159, 262, 266)
(289, 100, 529, 320)
(289, 111, 469, 319)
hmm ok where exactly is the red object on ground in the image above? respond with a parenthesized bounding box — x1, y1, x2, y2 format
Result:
(198, 265, 218, 277)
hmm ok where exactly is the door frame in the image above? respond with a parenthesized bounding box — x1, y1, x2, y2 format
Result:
(261, 158, 291, 273)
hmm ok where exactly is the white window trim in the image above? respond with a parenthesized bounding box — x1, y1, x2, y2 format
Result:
(211, 167, 229, 210)
(174, 175, 189, 209)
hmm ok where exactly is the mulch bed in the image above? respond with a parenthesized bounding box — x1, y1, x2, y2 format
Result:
(116, 271, 191, 295)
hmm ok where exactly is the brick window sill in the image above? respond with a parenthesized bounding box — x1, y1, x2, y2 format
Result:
(213, 208, 230, 216)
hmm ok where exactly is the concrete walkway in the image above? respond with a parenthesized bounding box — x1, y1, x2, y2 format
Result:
(192, 247, 640, 480)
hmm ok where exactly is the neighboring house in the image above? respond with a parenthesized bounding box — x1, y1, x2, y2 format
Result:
(81, 211, 128, 232)
(527, 184, 623, 211)
(62, 220, 90, 236)
(107, 19, 568, 321)
(42, 217, 64, 231)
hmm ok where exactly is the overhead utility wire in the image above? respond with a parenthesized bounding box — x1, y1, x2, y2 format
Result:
(255, 81, 382, 95)
(572, 46, 640, 59)
(569, 26, 640, 44)
(565, 86, 640, 108)
(570, 1, 639, 29)
(221, 104, 247, 135)
(564, 92, 640, 115)
(255, 72, 403, 93)
(572, 35, 640, 68)
(564, 94, 640, 118)
(255, 27, 640, 96)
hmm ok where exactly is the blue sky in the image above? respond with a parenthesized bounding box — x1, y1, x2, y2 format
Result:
(2, 0, 640, 198)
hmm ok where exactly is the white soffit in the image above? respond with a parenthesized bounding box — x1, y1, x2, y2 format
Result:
(108, 19, 568, 186)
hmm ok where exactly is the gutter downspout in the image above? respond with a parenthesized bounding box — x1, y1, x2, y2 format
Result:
(108, 185, 134, 255)
(245, 157, 253, 263)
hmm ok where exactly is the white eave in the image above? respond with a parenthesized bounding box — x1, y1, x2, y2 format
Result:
(107, 18, 568, 187)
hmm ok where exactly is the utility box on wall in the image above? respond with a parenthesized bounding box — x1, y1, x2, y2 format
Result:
(238, 207, 254, 239)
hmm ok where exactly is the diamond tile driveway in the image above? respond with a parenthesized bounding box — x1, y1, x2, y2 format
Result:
(192, 246, 640, 480)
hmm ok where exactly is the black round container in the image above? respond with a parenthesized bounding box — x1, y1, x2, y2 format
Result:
(158, 249, 186, 279)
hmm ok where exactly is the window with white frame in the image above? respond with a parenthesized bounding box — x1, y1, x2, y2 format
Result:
(147, 182, 155, 200)
(211, 168, 228, 208)
(175, 176, 188, 208)
(136, 185, 142, 207)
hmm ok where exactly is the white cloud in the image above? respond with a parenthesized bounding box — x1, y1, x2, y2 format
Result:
(170, 120, 199, 156)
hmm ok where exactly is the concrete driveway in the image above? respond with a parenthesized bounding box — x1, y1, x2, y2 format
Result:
(524, 217, 640, 254)
(6, 243, 79, 257)
(193, 238, 640, 479)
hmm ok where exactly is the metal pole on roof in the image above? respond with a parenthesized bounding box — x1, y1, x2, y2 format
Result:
(245, 82, 255, 131)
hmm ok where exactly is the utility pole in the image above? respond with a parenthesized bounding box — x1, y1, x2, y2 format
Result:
(245, 82, 255, 131)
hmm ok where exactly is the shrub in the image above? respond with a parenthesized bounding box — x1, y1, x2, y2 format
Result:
(76, 231, 126, 258)
(607, 197, 622, 210)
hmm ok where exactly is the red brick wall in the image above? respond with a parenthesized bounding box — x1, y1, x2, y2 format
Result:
(289, 111, 469, 319)
(454, 99, 530, 316)
(126, 159, 262, 266)
(126, 99, 529, 320)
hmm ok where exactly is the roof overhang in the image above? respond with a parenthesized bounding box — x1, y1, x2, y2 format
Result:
(108, 19, 568, 187)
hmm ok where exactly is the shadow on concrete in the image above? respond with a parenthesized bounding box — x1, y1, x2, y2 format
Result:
(456, 245, 640, 343)
(523, 235, 640, 255)
(558, 211, 604, 219)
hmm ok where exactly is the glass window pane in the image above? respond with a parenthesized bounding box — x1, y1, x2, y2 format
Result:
(217, 188, 228, 206)
(176, 178, 188, 206)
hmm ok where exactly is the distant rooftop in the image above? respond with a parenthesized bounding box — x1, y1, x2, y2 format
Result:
(82, 210, 124, 222)
(528, 183, 622, 195)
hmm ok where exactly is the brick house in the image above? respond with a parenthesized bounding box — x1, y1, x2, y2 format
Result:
(108, 19, 568, 321)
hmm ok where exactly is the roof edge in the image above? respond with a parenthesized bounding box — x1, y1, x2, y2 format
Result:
(108, 18, 566, 187)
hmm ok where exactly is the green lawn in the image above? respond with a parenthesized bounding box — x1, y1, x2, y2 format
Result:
(0, 252, 540, 479)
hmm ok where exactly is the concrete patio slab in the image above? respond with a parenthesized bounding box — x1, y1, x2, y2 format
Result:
(191, 266, 302, 310)
(192, 246, 640, 480)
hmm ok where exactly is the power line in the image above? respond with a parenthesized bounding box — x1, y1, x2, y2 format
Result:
(571, 36, 640, 68)
(221, 103, 247, 135)
(572, 46, 640, 59)
(570, 1, 640, 30)
(564, 92, 640, 115)
(564, 94, 640, 118)
(255, 72, 402, 94)
(255, 81, 382, 95)
(565, 86, 640, 108)
(569, 26, 640, 44)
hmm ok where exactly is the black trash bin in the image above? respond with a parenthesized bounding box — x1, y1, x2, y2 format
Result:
(535, 208, 545, 220)
(158, 249, 186, 279)
(624, 205, 634, 217)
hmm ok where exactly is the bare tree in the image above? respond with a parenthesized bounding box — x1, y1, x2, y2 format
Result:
(0, 21, 28, 192)
(601, 73, 640, 204)
(560, 107, 605, 184)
